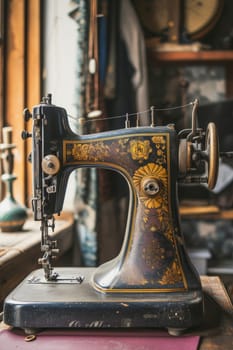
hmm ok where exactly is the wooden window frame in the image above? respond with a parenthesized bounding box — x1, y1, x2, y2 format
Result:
(3, 0, 42, 206)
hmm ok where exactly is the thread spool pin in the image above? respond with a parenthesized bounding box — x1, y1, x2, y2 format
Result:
(125, 113, 130, 128)
(150, 106, 155, 127)
(136, 113, 140, 127)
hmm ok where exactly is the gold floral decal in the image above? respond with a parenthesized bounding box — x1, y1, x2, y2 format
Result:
(129, 140, 152, 163)
(165, 226, 175, 243)
(152, 136, 165, 145)
(142, 240, 166, 270)
(71, 142, 110, 162)
(158, 259, 183, 285)
(152, 135, 166, 165)
(133, 163, 168, 209)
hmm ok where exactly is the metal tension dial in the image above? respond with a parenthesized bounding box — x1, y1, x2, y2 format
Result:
(204, 122, 219, 189)
(42, 155, 60, 175)
(178, 99, 219, 190)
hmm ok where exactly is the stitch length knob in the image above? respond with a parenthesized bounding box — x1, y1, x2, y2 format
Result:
(23, 108, 32, 122)
(21, 130, 32, 140)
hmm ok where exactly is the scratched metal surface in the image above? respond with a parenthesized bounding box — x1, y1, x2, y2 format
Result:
(3, 267, 203, 331)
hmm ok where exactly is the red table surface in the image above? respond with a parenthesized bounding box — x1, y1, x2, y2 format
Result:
(0, 328, 200, 350)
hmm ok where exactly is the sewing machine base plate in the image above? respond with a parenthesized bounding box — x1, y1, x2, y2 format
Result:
(3, 267, 203, 333)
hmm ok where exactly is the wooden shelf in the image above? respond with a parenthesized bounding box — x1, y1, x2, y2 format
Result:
(147, 49, 233, 63)
(180, 206, 233, 219)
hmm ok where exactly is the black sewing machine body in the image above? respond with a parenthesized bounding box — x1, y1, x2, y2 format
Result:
(3, 97, 219, 334)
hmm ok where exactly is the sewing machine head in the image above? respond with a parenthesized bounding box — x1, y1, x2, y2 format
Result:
(24, 94, 218, 284)
(28, 95, 218, 219)
(4, 94, 219, 334)
(24, 94, 219, 284)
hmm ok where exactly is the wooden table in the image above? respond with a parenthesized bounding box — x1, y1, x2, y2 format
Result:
(198, 276, 233, 349)
(0, 212, 74, 307)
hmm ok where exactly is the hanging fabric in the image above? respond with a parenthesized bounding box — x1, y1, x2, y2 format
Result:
(70, 0, 149, 266)
(69, 0, 98, 267)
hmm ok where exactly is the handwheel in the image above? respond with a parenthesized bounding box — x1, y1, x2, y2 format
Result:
(205, 122, 219, 190)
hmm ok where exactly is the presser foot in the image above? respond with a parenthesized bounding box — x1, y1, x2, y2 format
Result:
(3, 267, 204, 335)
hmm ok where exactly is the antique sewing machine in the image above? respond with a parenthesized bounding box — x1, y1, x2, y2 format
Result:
(3, 95, 219, 335)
